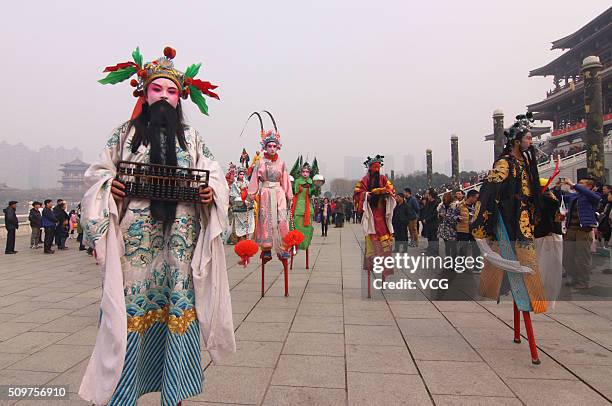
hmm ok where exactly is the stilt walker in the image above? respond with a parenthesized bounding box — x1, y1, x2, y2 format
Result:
(238, 111, 298, 296)
(289, 161, 317, 269)
(230, 167, 255, 241)
(472, 112, 558, 364)
(353, 155, 396, 298)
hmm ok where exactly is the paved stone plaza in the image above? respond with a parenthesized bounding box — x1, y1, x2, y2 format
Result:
(1, 224, 612, 405)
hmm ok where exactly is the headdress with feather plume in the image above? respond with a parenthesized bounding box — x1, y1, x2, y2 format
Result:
(99, 46, 219, 119)
(239, 111, 283, 150)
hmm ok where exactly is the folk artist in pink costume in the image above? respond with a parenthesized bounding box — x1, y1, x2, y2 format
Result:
(246, 112, 293, 263)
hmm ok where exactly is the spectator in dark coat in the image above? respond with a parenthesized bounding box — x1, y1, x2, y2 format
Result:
(42, 199, 57, 254)
(554, 177, 601, 289)
(319, 198, 332, 236)
(53, 200, 69, 250)
(392, 194, 411, 252)
(421, 189, 440, 256)
(402, 188, 420, 246)
(28, 201, 43, 249)
(3, 200, 19, 254)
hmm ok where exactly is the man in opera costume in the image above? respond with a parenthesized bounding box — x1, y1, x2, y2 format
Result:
(79, 46, 235, 405)
(471, 113, 557, 364)
(354, 155, 396, 293)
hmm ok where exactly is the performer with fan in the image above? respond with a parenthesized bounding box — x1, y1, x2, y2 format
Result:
(471, 112, 555, 364)
(79, 46, 235, 405)
(353, 155, 396, 297)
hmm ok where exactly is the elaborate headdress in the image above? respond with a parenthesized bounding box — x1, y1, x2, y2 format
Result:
(239, 111, 282, 150)
(301, 162, 312, 172)
(364, 155, 384, 168)
(504, 112, 534, 142)
(260, 110, 282, 150)
(99, 46, 220, 118)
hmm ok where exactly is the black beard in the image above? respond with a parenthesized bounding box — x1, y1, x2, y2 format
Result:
(148, 100, 180, 229)
(368, 171, 382, 208)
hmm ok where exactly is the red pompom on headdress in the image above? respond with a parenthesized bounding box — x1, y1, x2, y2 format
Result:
(235, 239, 259, 267)
(163, 46, 177, 59)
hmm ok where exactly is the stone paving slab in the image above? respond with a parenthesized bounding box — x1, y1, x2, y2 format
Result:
(1, 225, 612, 405)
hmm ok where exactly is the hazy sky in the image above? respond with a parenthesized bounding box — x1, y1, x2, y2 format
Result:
(1, 1, 609, 178)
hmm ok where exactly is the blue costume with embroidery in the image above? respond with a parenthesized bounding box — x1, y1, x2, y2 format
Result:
(86, 122, 215, 405)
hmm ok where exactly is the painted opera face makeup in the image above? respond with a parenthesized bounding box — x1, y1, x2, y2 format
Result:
(237, 171, 245, 181)
(301, 168, 310, 178)
(146, 78, 180, 108)
(265, 142, 278, 155)
(369, 162, 381, 173)
(520, 132, 533, 152)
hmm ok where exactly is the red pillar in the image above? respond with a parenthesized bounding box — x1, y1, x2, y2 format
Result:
(522, 311, 540, 364)
(513, 302, 521, 344)
(281, 258, 289, 297)
(261, 260, 266, 297)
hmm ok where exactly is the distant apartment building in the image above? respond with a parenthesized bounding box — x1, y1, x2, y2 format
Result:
(0, 141, 83, 189)
(403, 154, 415, 175)
(343, 156, 363, 180)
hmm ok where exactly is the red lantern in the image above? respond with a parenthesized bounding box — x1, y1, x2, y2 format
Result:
(235, 239, 259, 267)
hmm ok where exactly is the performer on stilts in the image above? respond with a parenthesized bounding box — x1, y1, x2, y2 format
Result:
(230, 167, 255, 241)
(353, 155, 396, 298)
(225, 162, 238, 244)
(79, 46, 235, 405)
(289, 162, 315, 269)
(239, 148, 250, 171)
(471, 112, 557, 365)
(244, 111, 295, 297)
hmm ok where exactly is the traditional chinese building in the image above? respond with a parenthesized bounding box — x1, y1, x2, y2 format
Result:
(59, 158, 89, 191)
(476, 8, 612, 190)
(527, 7, 611, 155)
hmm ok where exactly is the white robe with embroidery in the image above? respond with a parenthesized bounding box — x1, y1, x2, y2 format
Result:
(78, 123, 235, 405)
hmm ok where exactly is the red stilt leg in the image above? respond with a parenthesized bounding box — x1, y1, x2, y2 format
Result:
(513, 302, 521, 343)
(177, 402, 182, 406)
(522, 311, 540, 364)
(261, 259, 265, 297)
(281, 258, 289, 296)
(306, 248, 309, 269)
(290, 250, 294, 270)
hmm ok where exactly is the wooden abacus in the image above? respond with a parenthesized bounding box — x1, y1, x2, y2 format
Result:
(116, 161, 209, 203)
